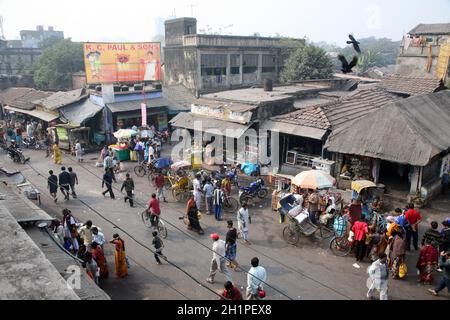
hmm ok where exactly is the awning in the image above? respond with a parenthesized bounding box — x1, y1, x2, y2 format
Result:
(107, 97, 171, 113)
(3, 106, 58, 122)
(59, 99, 103, 126)
(260, 120, 327, 140)
(169, 112, 252, 139)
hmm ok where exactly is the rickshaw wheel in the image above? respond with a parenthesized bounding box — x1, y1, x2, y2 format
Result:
(283, 225, 299, 245)
(330, 237, 352, 257)
(134, 165, 146, 177)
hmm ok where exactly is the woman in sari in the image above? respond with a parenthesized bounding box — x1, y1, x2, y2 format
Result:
(389, 230, 406, 279)
(110, 233, 128, 278)
(416, 241, 439, 284)
(186, 195, 204, 234)
(91, 242, 109, 280)
(53, 142, 62, 164)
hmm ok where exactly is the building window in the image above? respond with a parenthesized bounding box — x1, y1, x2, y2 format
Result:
(230, 54, 240, 75)
(262, 55, 276, 73)
(243, 54, 258, 74)
(201, 54, 227, 76)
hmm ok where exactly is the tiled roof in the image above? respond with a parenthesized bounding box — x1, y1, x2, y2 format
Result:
(381, 74, 443, 97)
(0, 87, 52, 110)
(272, 106, 330, 130)
(34, 88, 87, 111)
(271, 88, 398, 131)
(408, 23, 450, 35)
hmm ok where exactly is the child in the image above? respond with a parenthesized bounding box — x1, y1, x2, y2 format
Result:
(152, 231, 166, 265)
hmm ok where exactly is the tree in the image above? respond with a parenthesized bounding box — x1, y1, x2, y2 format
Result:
(33, 39, 84, 90)
(358, 49, 382, 72)
(280, 44, 334, 82)
(341, 37, 400, 68)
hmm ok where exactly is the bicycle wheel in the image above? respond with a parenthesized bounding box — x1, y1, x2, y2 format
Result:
(134, 165, 146, 177)
(158, 220, 168, 239)
(240, 194, 254, 207)
(330, 237, 352, 257)
(141, 211, 152, 228)
(283, 225, 299, 245)
(223, 197, 239, 213)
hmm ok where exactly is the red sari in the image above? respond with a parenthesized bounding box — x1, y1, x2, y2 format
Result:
(91, 246, 109, 279)
(416, 244, 438, 283)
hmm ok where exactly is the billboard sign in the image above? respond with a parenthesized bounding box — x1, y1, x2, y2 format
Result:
(83, 42, 161, 84)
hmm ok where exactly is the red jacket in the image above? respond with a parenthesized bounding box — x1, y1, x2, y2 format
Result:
(352, 221, 368, 241)
(221, 286, 243, 300)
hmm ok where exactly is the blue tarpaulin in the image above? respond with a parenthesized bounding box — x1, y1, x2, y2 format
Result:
(240, 162, 259, 176)
(154, 158, 172, 169)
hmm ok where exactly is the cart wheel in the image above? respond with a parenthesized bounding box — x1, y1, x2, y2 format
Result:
(330, 237, 352, 257)
(283, 225, 299, 245)
(172, 189, 184, 202)
(134, 165, 145, 177)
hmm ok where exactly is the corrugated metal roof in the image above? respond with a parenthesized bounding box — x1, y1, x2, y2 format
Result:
(381, 74, 443, 97)
(34, 88, 88, 111)
(107, 97, 171, 113)
(59, 99, 103, 126)
(4, 106, 59, 122)
(408, 23, 450, 35)
(260, 120, 327, 140)
(325, 90, 450, 166)
(0, 87, 53, 110)
(169, 112, 252, 139)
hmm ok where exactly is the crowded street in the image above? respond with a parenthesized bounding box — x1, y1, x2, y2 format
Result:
(1, 144, 448, 300)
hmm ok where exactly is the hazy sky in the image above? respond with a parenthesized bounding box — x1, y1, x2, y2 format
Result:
(1, 0, 449, 45)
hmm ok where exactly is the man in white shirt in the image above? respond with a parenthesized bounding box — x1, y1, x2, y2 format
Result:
(148, 144, 155, 161)
(206, 233, 232, 284)
(246, 257, 267, 300)
(91, 227, 105, 248)
(193, 174, 202, 210)
(237, 203, 251, 245)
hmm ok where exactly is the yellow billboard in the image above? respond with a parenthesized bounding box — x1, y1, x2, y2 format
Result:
(83, 42, 161, 84)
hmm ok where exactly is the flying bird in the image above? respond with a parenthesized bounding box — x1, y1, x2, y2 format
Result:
(347, 34, 361, 54)
(338, 55, 358, 74)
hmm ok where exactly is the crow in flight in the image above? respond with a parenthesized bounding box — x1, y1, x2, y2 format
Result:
(347, 34, 361, 54)
(338, 55, 358, 74)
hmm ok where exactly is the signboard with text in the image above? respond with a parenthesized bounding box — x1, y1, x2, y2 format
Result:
(83, 42, 161, 84)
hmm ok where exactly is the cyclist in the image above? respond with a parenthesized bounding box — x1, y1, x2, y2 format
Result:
(147, 193, 161, 228)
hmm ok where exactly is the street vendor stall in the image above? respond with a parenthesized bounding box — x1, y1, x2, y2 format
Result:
(109, 143, 130, 161)
(350, 180, 383, 223)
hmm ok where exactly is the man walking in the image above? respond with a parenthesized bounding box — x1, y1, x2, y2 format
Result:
(246, 257, 267, 300)
(367, 253, 389, 300)
(203, 178, 214, 215)
(48, 170, 58, 203)
(58, 167, 72, 200)
(428, 250, 450, 297)
(121, 173, 135, 207)
(404, 203, 422, 251)
(213, 185, 225, 221)
(102, 168, 116, 199)
(75, 140, 83, 162)
(206, 233, 233, 284)
(154, 171, 167, 202)
(67, 167, 78, 199)
(237, 203, 251, 245)
(103, 152, 114, 171)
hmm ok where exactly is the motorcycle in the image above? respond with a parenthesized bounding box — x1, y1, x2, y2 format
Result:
(238, 178, 269, 205)
(23, 136, 42, 150)
(7, 145, 29, 164)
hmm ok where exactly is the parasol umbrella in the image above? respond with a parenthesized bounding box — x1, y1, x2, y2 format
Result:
(292, 169, 336, 190)
(113, 129, 137, 139)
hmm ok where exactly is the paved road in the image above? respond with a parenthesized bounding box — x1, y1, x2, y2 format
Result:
(1, 147, 449, 300)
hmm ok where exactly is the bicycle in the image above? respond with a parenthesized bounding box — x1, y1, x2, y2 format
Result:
(134, 161, 149, 177)
(141, 210, 168, 239)
(329, 232, 352, 256)
(222, 194, 239, 213)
